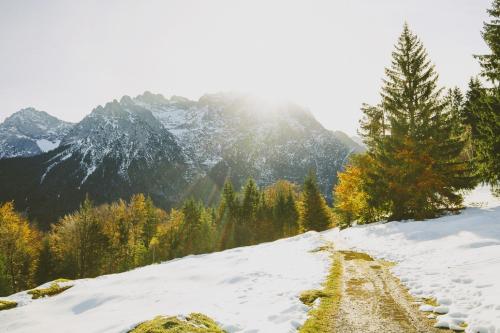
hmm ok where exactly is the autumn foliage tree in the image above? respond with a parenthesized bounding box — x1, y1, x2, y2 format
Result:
(333, 154, 382, 228)
(0, 202, 40, 295)
(265, 180, 300, 237)
(49, 197, 108, 278)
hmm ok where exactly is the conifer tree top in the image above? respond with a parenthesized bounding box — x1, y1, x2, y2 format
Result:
(381, 23, 444, 139)
(476, 0, 500, 85)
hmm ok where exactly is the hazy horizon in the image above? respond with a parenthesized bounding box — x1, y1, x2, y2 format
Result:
(0, 0, 491, 135)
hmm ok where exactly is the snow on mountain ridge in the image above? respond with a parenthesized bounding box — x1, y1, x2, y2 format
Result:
(0, 108, 73, 159)
(132, 91, 344, 178)
(51, 91, 355, 195)
(45, 99, 184, 185)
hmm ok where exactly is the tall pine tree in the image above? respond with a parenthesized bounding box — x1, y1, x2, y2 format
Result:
(238, 178, 260, 246)
(466, 0, 500, 190)
(361, 24, 474, 220)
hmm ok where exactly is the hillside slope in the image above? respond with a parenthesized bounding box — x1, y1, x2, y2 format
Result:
(0, 187, 498, 332)
(0, 232, 330, 333)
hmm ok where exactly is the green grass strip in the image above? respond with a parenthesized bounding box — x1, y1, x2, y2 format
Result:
(299, 253, 342, 333)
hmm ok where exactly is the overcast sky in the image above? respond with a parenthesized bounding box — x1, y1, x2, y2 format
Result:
(0, 0, 491, 135)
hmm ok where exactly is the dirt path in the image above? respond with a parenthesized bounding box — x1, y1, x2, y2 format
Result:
(331, 250, 444, 333)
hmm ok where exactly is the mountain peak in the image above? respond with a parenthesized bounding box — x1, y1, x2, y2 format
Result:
(5, 107, 52, 123)
(120, 95, 134, 105)
(0, 108, 73, 159)
(134, 91, 169, 105)
(16, 106, 39, 114)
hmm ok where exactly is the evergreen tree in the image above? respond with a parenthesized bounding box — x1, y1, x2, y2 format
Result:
(301, 170, 331, 231)
(476, 0, 500, 85)
(180, 199, 203, 255)
(444, 87, 466, 137)
(463, 79, 499, 189)
(361, 24, 474, 220)
(359, 103, 385, 150)
(253, 191, 273, 243)
(35, 237, 55, 284)
(280, 192, 300, 236)
(269, 181, 300, 237)
(283, 193, 299, 236)
(272, 192, 287, 236)
(238, 178, 260, 245)
(217, 179, 237, 249)
(467, 0, 500, 189)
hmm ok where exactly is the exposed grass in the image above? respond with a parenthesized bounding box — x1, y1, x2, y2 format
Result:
(299, 253, 342, 333)
(423, 297, 439, 307)
(309, 244, 334, 253)
(53, 278, 71, 283)
(299, 290, 331, 306)
(128, 313, 226, 333)
(28, 282, 73, 299)
(339, 250, 374, 261)
(0, 300, 17, 311)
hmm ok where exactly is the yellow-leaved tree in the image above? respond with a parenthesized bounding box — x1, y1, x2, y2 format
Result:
(0, 202, 40, 295)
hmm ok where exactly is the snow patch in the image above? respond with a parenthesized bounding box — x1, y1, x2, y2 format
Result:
(36, 139, 60, 152)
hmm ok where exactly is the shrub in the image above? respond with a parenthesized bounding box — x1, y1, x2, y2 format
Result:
(129, 313, 225, 333)
(28, 282, 72, 299)
(0, 300, 17, 311)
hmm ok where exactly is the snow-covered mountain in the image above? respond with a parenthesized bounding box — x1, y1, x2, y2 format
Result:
(0, 92, 360, 228)
(134, 91, 358, 191)
(49, 96, 186, 184)
(0, 108, 73, 159)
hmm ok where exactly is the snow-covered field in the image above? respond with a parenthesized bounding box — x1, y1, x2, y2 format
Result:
(324, 186, 500, 333)
(0, 232, 330, 333)
(1, 187, 498, 333)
